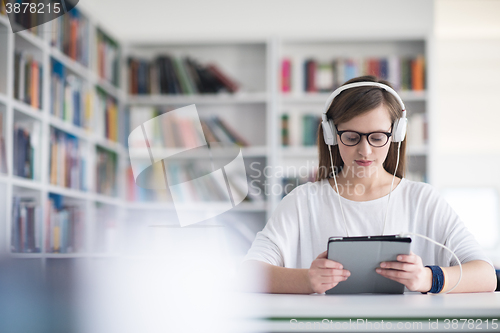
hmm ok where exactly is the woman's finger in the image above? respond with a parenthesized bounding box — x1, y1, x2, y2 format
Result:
(376, 268, 412, 280)
(380, 261, 414, 271)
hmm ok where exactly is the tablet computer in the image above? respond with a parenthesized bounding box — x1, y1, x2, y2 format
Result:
(326, 235, 412, 294)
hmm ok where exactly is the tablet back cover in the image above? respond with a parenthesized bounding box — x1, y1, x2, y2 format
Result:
(326, 240, 411, 294)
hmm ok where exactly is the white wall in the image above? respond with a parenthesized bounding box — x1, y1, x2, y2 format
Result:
(80, 0, 433, 42)
(433, 0, 500, 260)
(433, 0, 500, 185)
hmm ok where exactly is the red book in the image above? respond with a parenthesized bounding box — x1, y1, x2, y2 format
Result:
(206, 64, 240, 93)
(307, 60, 317, 92)
(281, 58, 291, 92)
(70, 19, 78, 60)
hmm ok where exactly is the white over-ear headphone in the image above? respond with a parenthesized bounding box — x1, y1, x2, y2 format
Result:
(321, 82, 407, 146)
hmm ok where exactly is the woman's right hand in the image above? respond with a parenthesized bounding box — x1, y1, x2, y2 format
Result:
(308, 250, 350, 294)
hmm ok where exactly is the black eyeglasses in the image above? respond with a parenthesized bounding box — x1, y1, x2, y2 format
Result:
(336, 126, 392, 147)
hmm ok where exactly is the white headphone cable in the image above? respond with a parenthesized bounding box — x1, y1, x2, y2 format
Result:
(328, 144, 350, 236)
(382, 141, 402, 235)
(398, 231, 463, 294)
(328, 140, 401, 237)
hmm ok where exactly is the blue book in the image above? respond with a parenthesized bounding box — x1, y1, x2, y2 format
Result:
(379, 58, 388, 80)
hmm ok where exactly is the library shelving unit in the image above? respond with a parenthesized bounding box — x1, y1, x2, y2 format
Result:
(0, 9, 127, 266)
(275, 38, 431, 198)
(123, 41, 275, 253)
(0, 7, 434, 264)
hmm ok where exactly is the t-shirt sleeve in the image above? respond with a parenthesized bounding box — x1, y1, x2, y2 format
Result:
(424, 186, 494, 268)
(242, 186, 303, 267)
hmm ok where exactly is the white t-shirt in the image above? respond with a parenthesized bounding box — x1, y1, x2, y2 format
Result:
(244, 178, 493, 269)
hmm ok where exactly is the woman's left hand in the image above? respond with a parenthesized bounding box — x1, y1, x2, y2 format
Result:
(376, 251, 432, 292)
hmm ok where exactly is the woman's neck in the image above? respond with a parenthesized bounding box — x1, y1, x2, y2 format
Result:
(329, 165, 399, 200)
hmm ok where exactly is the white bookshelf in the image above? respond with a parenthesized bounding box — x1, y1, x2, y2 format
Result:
(0, 11, 126, 261)
(123, 40, 275, 223)
(0, 10, 434, 261)
(275, 37, 431, 193)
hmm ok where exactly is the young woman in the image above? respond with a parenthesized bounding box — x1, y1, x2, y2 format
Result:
(240, 76, 496, 294)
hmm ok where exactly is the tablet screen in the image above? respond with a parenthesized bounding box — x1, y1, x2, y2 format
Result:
(326, 236, 412, 294)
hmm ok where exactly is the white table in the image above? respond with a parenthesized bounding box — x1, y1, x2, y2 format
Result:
(234, 292, 500, 332)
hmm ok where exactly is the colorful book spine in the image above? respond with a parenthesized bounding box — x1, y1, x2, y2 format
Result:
(46, 194, 85, 253)
(49, 128, 86, 191)
(127, 56, 240, 95)
(128, 106, 250, 148)
(13, 52, 43, 109)
(286, 55, 426, 92)
(13, 121, 40, 179)
(96, 29, 120, 86)
(50, 7, 89, 67)
(95, 146, 117, 196)
(281, 58, 292, 93)
(126, 166, 171, 202)
(96, 88, 119, 142)
(11, 196, 42, 253)
(302, 114, 321, 146)
(51, 59, 91, 128)
(281, 114, 289, 146)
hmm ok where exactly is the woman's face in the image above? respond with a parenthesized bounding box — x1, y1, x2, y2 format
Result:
(336, 104, 393, 178)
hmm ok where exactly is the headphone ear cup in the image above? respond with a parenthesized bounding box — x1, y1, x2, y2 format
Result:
(330, 120, 338, 145)
(322, 119, 337, 145)
(392, 117, 407, 143)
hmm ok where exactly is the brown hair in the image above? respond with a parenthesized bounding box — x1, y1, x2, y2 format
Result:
(316, 75, 407, 180)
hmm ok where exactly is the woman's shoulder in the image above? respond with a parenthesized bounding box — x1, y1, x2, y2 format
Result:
(400, 177, 441, 199)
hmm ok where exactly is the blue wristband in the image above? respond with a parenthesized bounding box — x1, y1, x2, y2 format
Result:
(424, 265, 444, 294)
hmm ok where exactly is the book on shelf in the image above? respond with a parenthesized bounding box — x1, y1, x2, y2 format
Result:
(167, 161, 264, 204)
(46, 193, 85, 253)
(282, 55, 425, 93)
(95, 146, 117, 196)
(128, 56, 240, 95)
(281, 58, 292, 93)
(0, 112, 7, 174)
(126, 165, 172, 202)
(14, 51, 43, 109)
(281, 114, 289, 146)
(281, 113, 320, 147)
(304, 59, 317, 92)
(13, 120, 40, 180)
(96, 29, 120, 87)
(8, 2, 44, 37)
(11, 196, 42, 253)
(95, 87, 119, 142)
(49, 127, 86, 191)
(302, 114, 320, 146)
(50, 5, 89, 67)
(51, 59, 91, 128)
(129, 106, 250, 149)
(407, 112, 427, 148)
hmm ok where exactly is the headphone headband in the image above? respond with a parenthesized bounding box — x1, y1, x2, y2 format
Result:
(321, 81, 407, 145)
(322, 82, 406, 121)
